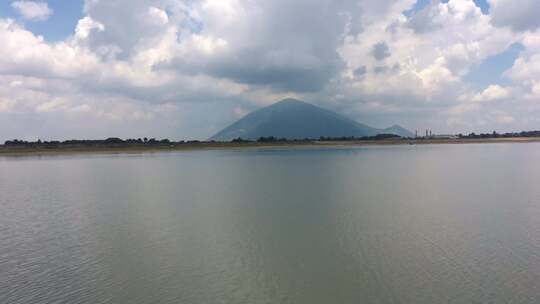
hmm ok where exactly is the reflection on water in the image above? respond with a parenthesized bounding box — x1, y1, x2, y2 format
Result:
(2, 144, 540, 303)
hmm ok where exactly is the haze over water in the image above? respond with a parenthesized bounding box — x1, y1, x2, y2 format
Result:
(2, 143, 540, 303)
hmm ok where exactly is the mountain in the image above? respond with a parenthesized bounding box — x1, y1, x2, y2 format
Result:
(381, 125, 414, 138)
(210, 99, 413, 141)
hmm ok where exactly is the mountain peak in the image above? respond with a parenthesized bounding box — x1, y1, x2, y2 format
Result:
(382, 124, 414, 137)
(276, 98, 306, 104)
(269, 98, 311, 108)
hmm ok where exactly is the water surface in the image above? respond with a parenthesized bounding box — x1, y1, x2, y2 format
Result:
(2, 143, 540, 303)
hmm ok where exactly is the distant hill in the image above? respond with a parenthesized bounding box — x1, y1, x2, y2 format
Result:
(210, 99, 413, 141)
(381, 125, 414, 138)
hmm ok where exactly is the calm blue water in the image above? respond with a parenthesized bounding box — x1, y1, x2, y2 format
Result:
(2, 144, 540, 303)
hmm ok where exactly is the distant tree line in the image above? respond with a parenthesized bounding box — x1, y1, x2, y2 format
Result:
(3, 137, 173, 147)
(230, 133, 402, 143)
(7, 130, 540, 147)
(457, 130, 540, 139)
(318, 134, 401, 141)
(3, 134, 405, 146)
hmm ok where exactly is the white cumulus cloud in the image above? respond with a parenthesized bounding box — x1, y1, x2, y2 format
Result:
(471, 85, 511, 102)
(11, 1, 53, 22)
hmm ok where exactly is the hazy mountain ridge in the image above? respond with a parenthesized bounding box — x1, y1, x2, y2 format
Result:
(211, 99, 413, 141)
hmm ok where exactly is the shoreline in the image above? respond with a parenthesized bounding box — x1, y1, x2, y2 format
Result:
(1, 137, 540, 157)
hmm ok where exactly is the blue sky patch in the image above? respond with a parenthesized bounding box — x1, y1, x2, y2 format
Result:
(405, 0, 490, 16)
(1, 0, 84, 41)
(464, 43, 524, 89)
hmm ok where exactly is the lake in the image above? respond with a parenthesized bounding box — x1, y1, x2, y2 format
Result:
(2, 143, 540, 303)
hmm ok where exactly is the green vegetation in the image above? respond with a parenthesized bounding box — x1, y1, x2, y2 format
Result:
(457, 130, 540, 139)
(3, 134, 403, 148)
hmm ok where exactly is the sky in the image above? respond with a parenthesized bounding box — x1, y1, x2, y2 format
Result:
(1, 0, 540, 141)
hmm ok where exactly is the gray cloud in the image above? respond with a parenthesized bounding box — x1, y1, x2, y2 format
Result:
(353, 66, 367, 78)
(489, 0, 540, 32)
(406, 1, 443, 34)
(159, 0, 364, 93)
(373, 66, 388, 74)
(371, 42, 391, 61)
